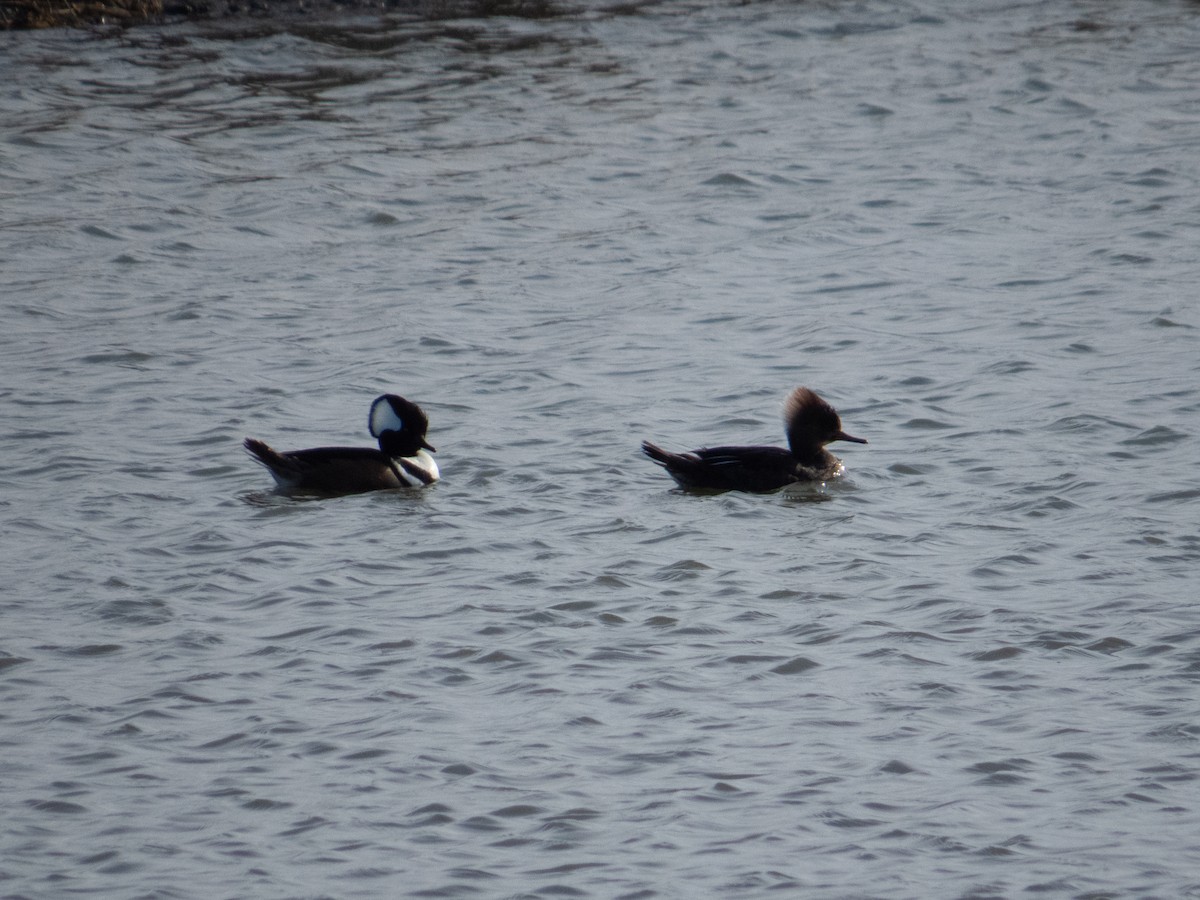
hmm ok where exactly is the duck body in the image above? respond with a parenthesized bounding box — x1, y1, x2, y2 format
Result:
(245, 394, 439, 494)
(641, 442, 837, 492)
(642, 387, 865, 493)
(243, 440, 438, 492)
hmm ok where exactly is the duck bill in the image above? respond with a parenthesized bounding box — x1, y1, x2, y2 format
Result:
(421, 438, 437, 453)
(835, 430, 867, 444)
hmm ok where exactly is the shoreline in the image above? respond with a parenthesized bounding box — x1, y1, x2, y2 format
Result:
(1, 0, 572, 30)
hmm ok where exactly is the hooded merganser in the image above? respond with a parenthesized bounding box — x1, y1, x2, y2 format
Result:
(244, 393, 439, 494)
(642, 386, 866, 492)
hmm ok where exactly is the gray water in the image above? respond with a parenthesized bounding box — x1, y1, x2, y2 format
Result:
(3, 1, 1200, 897)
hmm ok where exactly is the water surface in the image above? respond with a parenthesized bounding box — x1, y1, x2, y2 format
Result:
(3, 1, 1200, 896)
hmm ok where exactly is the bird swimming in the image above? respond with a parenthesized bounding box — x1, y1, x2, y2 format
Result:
(641, 386, 866, 492)
(244, 393, 439, 494)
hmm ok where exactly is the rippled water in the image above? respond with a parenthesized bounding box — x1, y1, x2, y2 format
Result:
(4, 0, 1200, 896)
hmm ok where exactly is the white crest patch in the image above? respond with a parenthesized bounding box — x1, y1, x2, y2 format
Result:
(369, 396, 404, 437)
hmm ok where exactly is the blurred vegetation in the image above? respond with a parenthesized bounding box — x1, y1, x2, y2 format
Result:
(1, 0, 568, 27)
(1, 0, 161, 27)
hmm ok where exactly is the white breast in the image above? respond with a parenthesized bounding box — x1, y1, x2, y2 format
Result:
(392, 449, 439, 486)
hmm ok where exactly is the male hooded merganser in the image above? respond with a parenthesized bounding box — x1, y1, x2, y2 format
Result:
(244, 394, 439, 494)
(642, 386, 866, 492)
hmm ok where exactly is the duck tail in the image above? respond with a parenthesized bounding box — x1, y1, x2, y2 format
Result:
(641, 440, 676, 467)
(244, 437, 281, 468)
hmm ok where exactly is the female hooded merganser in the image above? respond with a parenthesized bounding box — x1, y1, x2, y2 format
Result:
(642, 386, 866, 492)
(244, 394, 439, 494)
